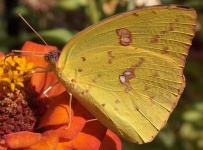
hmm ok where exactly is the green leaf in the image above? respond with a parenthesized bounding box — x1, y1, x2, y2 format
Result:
(32, 28, 76, 46)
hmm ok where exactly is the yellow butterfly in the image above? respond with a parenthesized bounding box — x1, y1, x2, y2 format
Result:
(45, 5, 197, 144)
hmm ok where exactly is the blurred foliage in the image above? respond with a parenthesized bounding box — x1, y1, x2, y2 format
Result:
(0, 0, 203, 150)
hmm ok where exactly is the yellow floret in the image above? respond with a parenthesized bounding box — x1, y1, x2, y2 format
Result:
(0, 56, 34, 91)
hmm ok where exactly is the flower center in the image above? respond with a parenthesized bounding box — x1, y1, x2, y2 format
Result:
(0, 56, 46, 138)
(0, 56, 34, 92)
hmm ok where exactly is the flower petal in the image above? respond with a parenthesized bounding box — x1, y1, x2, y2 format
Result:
(38, 91, 71, 128)
(99, 129, 122, 150)
(71, 120, 107, 150)
(3, 131, 42, 148)
(38, 93, 87, 140)
(0, 145, 7, 150)
(21, 41, 56, 68)
(0, 140, 7, 150)
(19, 42, 121, 149)
(21, 41, 63, 98)
(56, 142, 73, 150)
(0, 52, 5, 58)
(28, 130, 60, 150)
(58, 117, 86, 140)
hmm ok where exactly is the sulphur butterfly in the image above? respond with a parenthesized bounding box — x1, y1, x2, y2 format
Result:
(44, 5, 196, 144)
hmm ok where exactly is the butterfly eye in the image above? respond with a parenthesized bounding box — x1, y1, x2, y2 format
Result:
(44, 53, 50, 63)
(44, 50, 61, 65)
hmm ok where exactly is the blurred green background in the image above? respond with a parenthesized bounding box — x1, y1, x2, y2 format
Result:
(0, 0, 203, 149)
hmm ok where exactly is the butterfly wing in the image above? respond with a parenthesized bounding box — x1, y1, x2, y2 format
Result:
(59, 5, 196, 68)
(56, 5, 197, 143)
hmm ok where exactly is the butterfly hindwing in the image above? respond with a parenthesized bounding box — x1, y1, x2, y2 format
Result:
(58, 46, 184, 143)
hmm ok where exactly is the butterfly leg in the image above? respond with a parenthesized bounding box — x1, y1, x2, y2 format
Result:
(32, 66, 55, 100)
(43, 82, 73, 129)
(31, 66, 52, 73)
(65, 92, 72, 129)
(32, 66, 73, 128)
(43, 81, 59, 101)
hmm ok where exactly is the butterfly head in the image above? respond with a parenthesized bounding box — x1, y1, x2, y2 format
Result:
(44, 50, 61, 66)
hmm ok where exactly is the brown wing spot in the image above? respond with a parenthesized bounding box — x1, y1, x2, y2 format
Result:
(125, 86, 133, 92)
(116, 28, 132, 46)
(107, 51, 114, 58)
(168, 26, 174, 31)
(107, 51, 115, 64)
(169, 22, 176, 32)
(102, 104, 106, 107)
(85, 89, 90, 93)
(161, 30, 167, 34)
(149, 95, 155, 100)
(81, 57, 86, 62)
(173, 102, 177, 109)
(108, 59, 112, 64)
(162, 46, 169, 54)
(114, 107, 118, 111)
(133, 58, 145, 68)
(115, 100, 120, 104)
(151, 35, 159, 43)
(151, 136, 154, 139)
(152, 11, 157, 14)
(153, 71, 159, 78)
(178, 88, 181, 94)
(81, 88, 89, 95)
(133, 13, 139, 16)
(71, 79, 76, 83)
(92, 78, 97, 83)
(144, 85, 150, 91)
(135, 107, 139, 111)
(149, 96, 156, 106)
(164, 120, 167, 124)
(92, 74, 101, 83)
(119, 58, 145, 92)
(78, 68, 82, 72)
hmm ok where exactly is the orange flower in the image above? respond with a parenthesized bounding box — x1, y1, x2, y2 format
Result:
(0, 42, 121, 150)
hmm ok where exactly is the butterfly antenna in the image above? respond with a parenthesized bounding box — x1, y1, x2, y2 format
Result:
(16, 11, 52, 51)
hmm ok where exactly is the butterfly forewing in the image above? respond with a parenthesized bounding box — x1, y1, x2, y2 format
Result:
(59, 5, 196, 68)
(55, 5, 197, 143)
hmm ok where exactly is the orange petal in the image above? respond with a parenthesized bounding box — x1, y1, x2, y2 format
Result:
(38, 91, 72, 128)
(59, 99, 95, 139)
(0, 52, 5, 58)
(59, 117, 86, 140)
(66, 98, 107, 149)
(21, 41, 57, 68)
(56, 142, 73, 150)
(42, 80, 66, 101)
(74, 100, 95, 120)
(4, 131, 42, 148)
(0, 142, 7, 150)
(27, 130, 60, 150)
(72, 133, 101, 150)
(58, 102, 107, 150)
(99, 129, 122, 150)
(21, 41, 64, 98)
(0, 147, 7, 150)
(72, 120, 107, 150)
